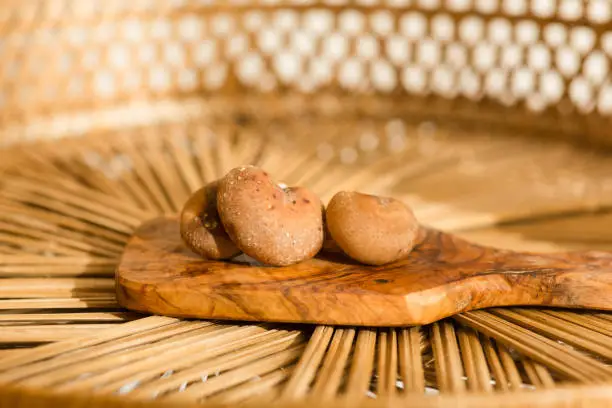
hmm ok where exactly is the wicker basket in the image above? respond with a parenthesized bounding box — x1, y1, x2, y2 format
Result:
(1, 1, 612, 407)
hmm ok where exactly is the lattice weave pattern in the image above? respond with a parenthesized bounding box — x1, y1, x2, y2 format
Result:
(0, 0, 611, 145)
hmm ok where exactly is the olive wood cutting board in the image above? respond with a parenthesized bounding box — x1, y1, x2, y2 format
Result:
(116, 216, 612, 326)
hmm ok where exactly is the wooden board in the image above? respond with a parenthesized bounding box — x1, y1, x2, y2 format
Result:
(116, 217, 612, 326)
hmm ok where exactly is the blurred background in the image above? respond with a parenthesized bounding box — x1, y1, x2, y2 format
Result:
(0, 0, 610, 146)
(2, 1, 612, 405)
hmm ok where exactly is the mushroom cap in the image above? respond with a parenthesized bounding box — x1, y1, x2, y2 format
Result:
(326, 191, 419, 265)
(180, 181, 241, 260)
(217, 166, 324, 266)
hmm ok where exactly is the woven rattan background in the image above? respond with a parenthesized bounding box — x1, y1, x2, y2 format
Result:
(1, 1, 612, 407)
(0, 0, 611, 146)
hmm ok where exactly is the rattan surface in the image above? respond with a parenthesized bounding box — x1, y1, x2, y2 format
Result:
(1, 1, 612, 407)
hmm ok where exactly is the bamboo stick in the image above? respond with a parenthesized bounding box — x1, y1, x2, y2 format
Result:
(0, 297, 119, 310)
(310, 328, 355, 401)
(343, 329, 376, 404)
(94, 330, 302, 396)
(398, 327, 425, 394)
(280, 326, 334, 400)
(0, 324, 121, 343)
(0, 313, 139, 323)
(0, 278, 114, 298)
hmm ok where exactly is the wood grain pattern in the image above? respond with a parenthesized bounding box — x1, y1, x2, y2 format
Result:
(116, 217, 612, 326)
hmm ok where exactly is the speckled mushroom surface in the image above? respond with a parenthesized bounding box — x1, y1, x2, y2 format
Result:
(326, 191, 419, 265)
(180, 181, 241, 260)
(217, 166, 324, 266)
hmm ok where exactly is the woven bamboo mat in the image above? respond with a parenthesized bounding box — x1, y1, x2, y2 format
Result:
(1, 121, 612, 406)
(1, 0, 612, 404)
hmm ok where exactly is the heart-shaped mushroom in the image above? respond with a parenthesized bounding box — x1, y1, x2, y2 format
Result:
(180, 181, 241, 260)
(217, 166, 324, 266)
(325, 191, 419, 265)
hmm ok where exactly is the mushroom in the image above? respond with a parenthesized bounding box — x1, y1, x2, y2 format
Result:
(325, 191, 419, 265)
(217, 166, 324, 266)
(180, 181, 241, 260)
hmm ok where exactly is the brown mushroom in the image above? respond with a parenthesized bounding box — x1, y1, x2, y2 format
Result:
(180, 181, 241, 260)
(217, 166, 324, 266)
(325, 191, 419, 265)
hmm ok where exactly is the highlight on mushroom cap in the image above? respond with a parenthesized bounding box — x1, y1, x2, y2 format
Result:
(216, 166, 324, 266)
(325, 191, 420, 266)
